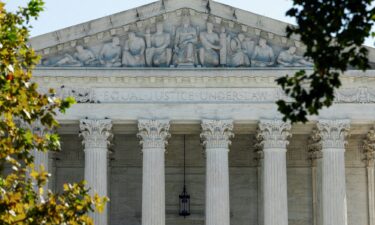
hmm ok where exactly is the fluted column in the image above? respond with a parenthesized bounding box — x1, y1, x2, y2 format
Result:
(137, 120, 170, 225)
(309, 132, 323, 225)
(80, 119, 112, 225)
(201, 120, 234, 225)
(21, 120, 51, 193)
(257, 119, 291, 225)
(315, 120, 350, 225)
(364, 128, 375, 225)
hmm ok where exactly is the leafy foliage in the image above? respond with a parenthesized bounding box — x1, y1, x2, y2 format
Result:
(0, 1, 107, 224)
(277, 0, 375, 123)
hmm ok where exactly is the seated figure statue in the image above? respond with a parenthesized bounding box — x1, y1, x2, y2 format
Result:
(241, 36, 255, 59)
(174, 16, 198, 66)
(199, 22, 221, 67)
(123, 32, 146, 67)
(277, 46, 313, 67)
(251, 38, 275, 67)
(99, 37, 122, 67)
(145, 23, 172, 67)
(227, 33, 250, 67)
(74, 45, 97, 66)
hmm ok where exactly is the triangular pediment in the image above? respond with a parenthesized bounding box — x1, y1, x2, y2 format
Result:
(31, 0, 375, 68)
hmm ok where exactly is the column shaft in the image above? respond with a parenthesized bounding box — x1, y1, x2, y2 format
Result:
(201, 120, 234, 225)
(32, 150, 49, 192)
(322, 148, 347, 225)
(364, 129, 375, 225)
(84, 147, 108, 225)
(257, 159, 264, 225)
(205, 148, 230, 225)
(80, 119, 112, 225)
(137, 120, 170, 225)
(257, 119, 291, 225)
(142, 148, 165, 225)
(368, 166, 375, 225)
(263, 149, 288, 225)
(315, 119, 350, 225)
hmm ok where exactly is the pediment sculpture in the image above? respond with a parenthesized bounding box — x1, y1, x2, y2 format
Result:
(39, 11, 313, 68)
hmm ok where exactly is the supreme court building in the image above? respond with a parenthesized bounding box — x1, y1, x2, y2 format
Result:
(29, 1, 375, 225)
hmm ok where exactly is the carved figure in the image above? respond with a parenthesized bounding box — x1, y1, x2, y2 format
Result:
(240, 36, 255, 59)
(199, 22, 221, 67)
(227, 34, 250, 67)
(74, 45, 97, 66)
(53, 45, 97, 67)
(220, 27, 227, 66)
(251, 38, 275, 67)
(277, 46, 313, 67)
(174, 16, 198, 66)
(122, 32, 146, 67)
(99, 37, 122, 67)
(53, 53, 82, 67)
(145, 23, 172, 67)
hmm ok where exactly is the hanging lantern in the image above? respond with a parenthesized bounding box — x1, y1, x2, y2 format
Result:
(179, 135, 191, 217)
(179, 185, 190, 217)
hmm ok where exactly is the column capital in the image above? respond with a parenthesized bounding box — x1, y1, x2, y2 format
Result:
(80, 119, 113, 149)
(308, 129, 323, 165)
(364, 128, 375, 167)
(315, 119, 350, 150)
(137, 119, 171, 149)
(20, 120, 50, 136)
(257, 119, 291, 150)
(201, 120, 234, 149)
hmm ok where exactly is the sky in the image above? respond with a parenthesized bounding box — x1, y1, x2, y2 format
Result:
(4, 0, 375, 47)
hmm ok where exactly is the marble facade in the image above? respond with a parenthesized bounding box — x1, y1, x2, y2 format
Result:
(29, 0, 375, 225)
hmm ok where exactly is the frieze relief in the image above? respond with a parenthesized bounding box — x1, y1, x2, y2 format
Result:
(38, 10, 312, 68)
(38, 86, 375, 104)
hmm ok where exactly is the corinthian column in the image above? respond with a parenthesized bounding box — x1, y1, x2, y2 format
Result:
(201, 120, 234, 225)
(257, 119, 291, 225)
(80, 119, 112, 225)
(137, 120, 170, 225)
(316, 119, 350, 225)
(21, 120, 51, 193)
(364, 128, 375, 225)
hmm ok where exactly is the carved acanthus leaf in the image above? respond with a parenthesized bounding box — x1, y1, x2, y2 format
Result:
(363, 128, 375, 167)
(308, 128, 323, 165)
(137, 120, 171, 149)
(200, 120, 234, 149)
(79, 119, 113, 149)
(20, 119, 51, 136)
(257, 119, 291, 150)
(315, 119, 350, 149)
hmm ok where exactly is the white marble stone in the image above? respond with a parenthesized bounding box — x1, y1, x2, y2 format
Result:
(364, 128, 375, 225)
(137, 120, 171, 225)
(24, 1, 375, 224)
(315, 120, 350, 225)
(257, 119, 291, 225)
(201, 120, 234, 225)
(80, 119, 113, 225)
